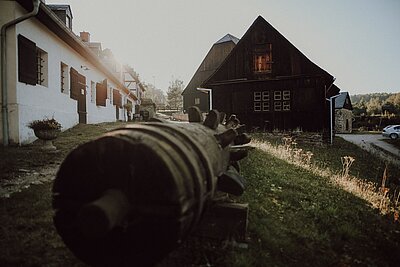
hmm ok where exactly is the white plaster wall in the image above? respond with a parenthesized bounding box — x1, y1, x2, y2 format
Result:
(1, 1, 138, 144)
(13, 14, 123, 143)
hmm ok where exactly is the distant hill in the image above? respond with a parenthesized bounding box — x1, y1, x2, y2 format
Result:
(350, 92, 400, 115)
(350, 93, 396, 104)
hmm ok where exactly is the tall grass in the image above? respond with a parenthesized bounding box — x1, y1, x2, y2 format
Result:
(251, 137, 400, 218)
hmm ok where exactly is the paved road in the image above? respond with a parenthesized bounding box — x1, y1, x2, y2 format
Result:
(337, 134, 400, 165)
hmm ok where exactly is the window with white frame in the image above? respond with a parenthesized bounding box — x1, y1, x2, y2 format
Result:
(254, 101, 261, 112)
(274, 90, 291, 111)
(254, 91, 261, 101)
(253, 91, 270, 112)
(274, 101, 282, 111)
(91, 81, 96, 103)
(254, 43, 273, 73)
(36, 47, 48, 86)
(60, 62, 69, 94)
(283, 90, 290, 100)
(108, 87, 112, 104)
(194, 97, 200, 105)
(274, 91, 281, 101)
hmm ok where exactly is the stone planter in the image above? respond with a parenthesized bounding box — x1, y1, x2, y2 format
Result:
(34, 129, 60, 151)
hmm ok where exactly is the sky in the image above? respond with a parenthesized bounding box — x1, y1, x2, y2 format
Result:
(47, 0, 400, 95)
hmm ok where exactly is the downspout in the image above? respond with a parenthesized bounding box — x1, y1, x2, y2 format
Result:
(1, 0, 40, 146)
(325, 77, 338, 144)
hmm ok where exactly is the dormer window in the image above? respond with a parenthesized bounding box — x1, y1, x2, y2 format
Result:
(254, 43, 272, 73)
(65, 15, 71, 29)
(48, 4, 73, 30)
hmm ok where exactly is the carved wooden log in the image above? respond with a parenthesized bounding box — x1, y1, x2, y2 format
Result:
(52, 109, 250, 266)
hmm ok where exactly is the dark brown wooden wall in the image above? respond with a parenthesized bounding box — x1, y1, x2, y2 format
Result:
(212, 77, 329, 131)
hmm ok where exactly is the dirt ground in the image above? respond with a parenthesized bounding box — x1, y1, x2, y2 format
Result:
(0, 122, 129, 198)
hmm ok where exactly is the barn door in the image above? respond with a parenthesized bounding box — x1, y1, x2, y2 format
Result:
(70, 68, 87, 124)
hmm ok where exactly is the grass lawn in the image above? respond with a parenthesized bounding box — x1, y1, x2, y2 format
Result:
(1, 124, 400, 266)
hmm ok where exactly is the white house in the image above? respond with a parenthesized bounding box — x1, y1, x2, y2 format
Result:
(1, 0, 140, 145)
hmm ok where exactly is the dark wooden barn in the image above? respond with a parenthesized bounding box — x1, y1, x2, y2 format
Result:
(202, 16, 339, 134)
(182, 34, 239, 113)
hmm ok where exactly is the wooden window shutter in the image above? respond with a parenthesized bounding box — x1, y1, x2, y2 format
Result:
(113, 89, 122, 108)
(96, 82, 107, 106)
(70, 67, 80, 100)
(18, 34, 37, 85)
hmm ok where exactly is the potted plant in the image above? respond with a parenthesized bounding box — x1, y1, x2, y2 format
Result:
(28, 118, 62, 151)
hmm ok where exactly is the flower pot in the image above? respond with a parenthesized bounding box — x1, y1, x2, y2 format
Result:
(34, 129, 60, 151)
(34, 129, 59, 140)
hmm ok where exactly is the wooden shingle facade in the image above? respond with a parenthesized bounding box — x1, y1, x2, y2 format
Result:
(182, 34, 239, 113)
(202, 16, 339, 133)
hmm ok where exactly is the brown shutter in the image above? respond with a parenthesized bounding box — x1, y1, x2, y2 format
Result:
(96, 82, 107, 106)
(70, 68, 80, 100)
(18, 34, 37, 85)
(113, 89, 122, 108)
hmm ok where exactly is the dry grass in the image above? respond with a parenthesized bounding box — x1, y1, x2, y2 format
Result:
(251, 137, 400, 218)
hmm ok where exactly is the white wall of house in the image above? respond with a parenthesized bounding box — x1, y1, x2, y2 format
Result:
(0, 2, 136, 144)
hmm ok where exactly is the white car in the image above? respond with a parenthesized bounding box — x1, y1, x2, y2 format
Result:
(382, 125, 400, 139)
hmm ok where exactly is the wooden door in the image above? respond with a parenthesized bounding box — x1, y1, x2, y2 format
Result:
(70, 68, 87, 124)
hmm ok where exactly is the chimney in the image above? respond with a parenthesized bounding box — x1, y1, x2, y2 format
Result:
(80, 31, 90, 43)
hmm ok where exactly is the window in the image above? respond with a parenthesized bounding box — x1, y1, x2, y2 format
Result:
(254, 102, 261, 112)
(60, 62, 69, 94)
(254, 44, 272, 73)
(274, 91, 281, 101)
(274, 101, 282, 111)
(108, 87, 113, 104)
(17, 35, 48, 86)
(194, 97, 200, 105)
(90, 81, 96, 103)
(253, 91, 270, 112)
(36, 47, 48, 86)
(262, 102, 270, 111)
(262, 91, 269, 101)
(274, 90, 291, 111)
(283, 90, 290, 100)
(254, 92, 261, 101)
(65, 15, 71, 29)
(283, 101, 290, 111)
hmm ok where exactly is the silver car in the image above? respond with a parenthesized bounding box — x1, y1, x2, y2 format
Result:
(382, 125, 400, 139)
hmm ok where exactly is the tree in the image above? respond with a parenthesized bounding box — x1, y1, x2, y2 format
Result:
(142, 82, 166, 107)
(167, 78, 184, 110)
(365, 97, 382, 115)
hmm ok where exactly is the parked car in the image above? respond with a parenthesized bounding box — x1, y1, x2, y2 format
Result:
(382, 125, 400, 139)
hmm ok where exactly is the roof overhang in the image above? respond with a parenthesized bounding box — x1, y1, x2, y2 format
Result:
(16, 0, 136, 100)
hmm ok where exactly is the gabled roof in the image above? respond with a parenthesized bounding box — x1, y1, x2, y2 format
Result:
(202, 15, 333, 87)
(335, 92, 353, 110)
(215, 34, 240, 45)
(16, 0, 137, 100)
(182, 33, 239, 95)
